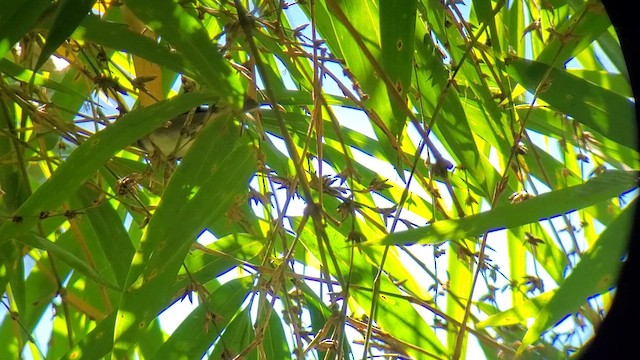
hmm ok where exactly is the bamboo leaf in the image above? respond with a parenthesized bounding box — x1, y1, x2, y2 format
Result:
(209, 307, 256, 359)
(365, 170, 637, 246)
(0, 1, 635, 358)
(122, 0, 244, 105)
(113, 116, 257, 355)
(506, 57, 637, 149)
(534, 1, 611, 67)
(76, 185, 134, 288)
(0, 0, 51, 59)
(74, 14, 191, 77)
(0, 59, 87, 101)
(516, 198, 635, 355)
(477, 291, 556, 328)
(156, 276, 254, 359)
(380, 0, 417, 132)
(16, 232, 119, 291)
(0, 93, 212, 246)
(175, 234, 264, 291)
(567, 69, 633, 97)
(296, 218, 448, 357)
(310, 0, 406, 176)
(35, 0, 96, 71)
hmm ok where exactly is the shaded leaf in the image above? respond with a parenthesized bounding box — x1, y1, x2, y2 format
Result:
(35, 0, 96, 71)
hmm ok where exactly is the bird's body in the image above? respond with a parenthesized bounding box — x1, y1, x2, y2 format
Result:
(136, 107, 210, 158)
(136, 99, 259, 159)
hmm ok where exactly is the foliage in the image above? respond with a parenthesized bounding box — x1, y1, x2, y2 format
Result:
(0, 0, 637, 359)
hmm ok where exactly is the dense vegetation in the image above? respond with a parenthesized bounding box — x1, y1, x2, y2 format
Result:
(0, 0, 637, 359)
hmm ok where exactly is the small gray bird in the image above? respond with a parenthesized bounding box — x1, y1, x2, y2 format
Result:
(137, 99, 259, 159)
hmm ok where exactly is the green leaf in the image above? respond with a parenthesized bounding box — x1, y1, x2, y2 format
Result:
(0, 0, 51, 59)
(0, 92, 212, 246)
(74, 14, 191, 77)
(413, 24, 503, 199)
(112, 116, 257, 355)
(138, 319, 165, 359)
(208, 307, 256, 359)
(523, 106, 640, 170)
(77, 185, 134, 288)
(566, 69, 633, 97)
(16, 232, 119, 290)
(308, 0, 406, 177)
(365, 170, 637, 246)
(260, 299, 291, 359)
(156, 276, 254, 359)
(534, 1, 612, 67)
(477, 291, 556, 328)
(175, 233, 264, 291)
(122, 0, 244, 105)
(35, 0, 97, 71)
(0, 59, 87, 101)
(296, 218, 448, 358)
(0, 254, 56, 358)
(0, 95, 25, 297)
(64, 314, 117, 360)
(516, 198, 635, 355)
(380, 0, 417, 134)
(506, 57, 637, 149)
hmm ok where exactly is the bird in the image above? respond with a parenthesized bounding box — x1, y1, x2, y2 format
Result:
(137, 98, 259, 159)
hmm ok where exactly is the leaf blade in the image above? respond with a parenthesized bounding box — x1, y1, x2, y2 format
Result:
(365, 170, 637, 246)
